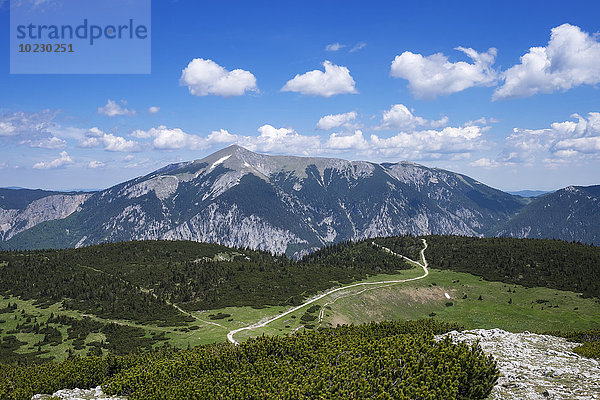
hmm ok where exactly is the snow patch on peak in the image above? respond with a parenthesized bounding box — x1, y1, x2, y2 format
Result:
(209, 154, 231, 171)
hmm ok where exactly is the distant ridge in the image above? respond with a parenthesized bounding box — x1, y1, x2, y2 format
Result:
(0, 146, 597, 254)
(507, 190, 553, 198)
(495, 185, 600, 244)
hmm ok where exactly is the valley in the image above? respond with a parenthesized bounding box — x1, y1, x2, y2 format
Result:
(1, 236, 599, 362)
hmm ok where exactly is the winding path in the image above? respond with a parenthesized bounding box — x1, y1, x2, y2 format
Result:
(227, 239, 429, 344)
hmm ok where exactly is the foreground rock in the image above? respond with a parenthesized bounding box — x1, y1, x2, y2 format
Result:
(31, 386, 126, 400)
(437, 329, 600, 400)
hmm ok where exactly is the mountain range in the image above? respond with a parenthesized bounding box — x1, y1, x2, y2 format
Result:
(0, 145, 597, 257)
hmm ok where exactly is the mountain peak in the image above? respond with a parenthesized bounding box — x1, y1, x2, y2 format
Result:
(7, 144, 591, 257)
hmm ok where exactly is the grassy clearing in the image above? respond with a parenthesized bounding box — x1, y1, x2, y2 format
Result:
(324, 268, 600, 333)
(230, 265, 427, 341)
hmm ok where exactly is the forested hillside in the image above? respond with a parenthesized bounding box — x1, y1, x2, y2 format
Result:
(1, 236, 599, 326)
(0, 240, 411, 322)
(374, 236, 600, 298)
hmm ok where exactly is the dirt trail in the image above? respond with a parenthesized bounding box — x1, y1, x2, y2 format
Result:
(227, 239, 429, 344)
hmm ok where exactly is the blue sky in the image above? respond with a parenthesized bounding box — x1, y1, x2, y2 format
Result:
(1, 0, 599, 191)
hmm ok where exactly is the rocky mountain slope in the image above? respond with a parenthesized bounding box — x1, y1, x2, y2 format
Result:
(0, 145, 527, 257)
(495, 185, 600, 244)
(0, 146, 597, 256)
(0, 188, 91, 241)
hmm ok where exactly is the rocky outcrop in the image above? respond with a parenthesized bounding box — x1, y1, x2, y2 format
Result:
(437, 329, 600, 400)
(0, 193, 91, 240)
(32, 386, 126, 400)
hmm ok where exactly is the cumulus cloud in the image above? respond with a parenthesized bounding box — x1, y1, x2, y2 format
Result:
(376, 104, 448, 130)
(496, 112, 600, 165)
(325, 130, 368, 150)
(20, 136, 66, 149)
(79, 127, 140, 152)
(148, 106, 160, 114)
(554, 136, 600, 153)
(325, 43, 345, 51)
(0, 109, 57, 138)
(390, 47, 498, 99)
(130, 125, 234, 150)
(370, 125, 486, 160)
(316, 111, 357, 130)
(98, 99, 136, 117)
(469, 158, 503, 168)
(494, 24, 600, 100)
(282, 61, 358, 97)
(132, 126, 204, 150)
(238, 125, 321, 154)
(87, 160, 105, 169)
(0, 121, 16, 136)
(180, 58, 258, 97)
(33, 151, 73, 169)
(206, 128, 238, 144)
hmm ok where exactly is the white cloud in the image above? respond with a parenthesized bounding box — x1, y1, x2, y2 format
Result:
(238, 125, 322, 155)
(131, 125, 207, 150)
(282, 61, 358, 97)
(33, 151, 73, 169)
(390, 47, 498, 99)
(376, 104, 448, 130)
(469, 158, 503, 168)
(497, 112, 600, 164)
(102, 133, 140, 152)
(316, 111, 357, 130)
(554, 137, 600, 153)
(464, 117, 499, 127)
(0, 121, 16, 136)
(87, 160, 105, 169)
(370, 125, 486, 160)
(326, 130, 368, 150)
(494, 24, 600, 100)
(350, 42, 366, 53)
(20, 136, 66, 149)
(78, 137, 99, 148)
(148, 106, 160, 114)
(0, 109, 57, 138)
(206, 129, 238, 144)
(98, 99, 136, 117)
(180, 58, 258, 97)
(325, 43, 345, 51)
(79, 127, 140, 152)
